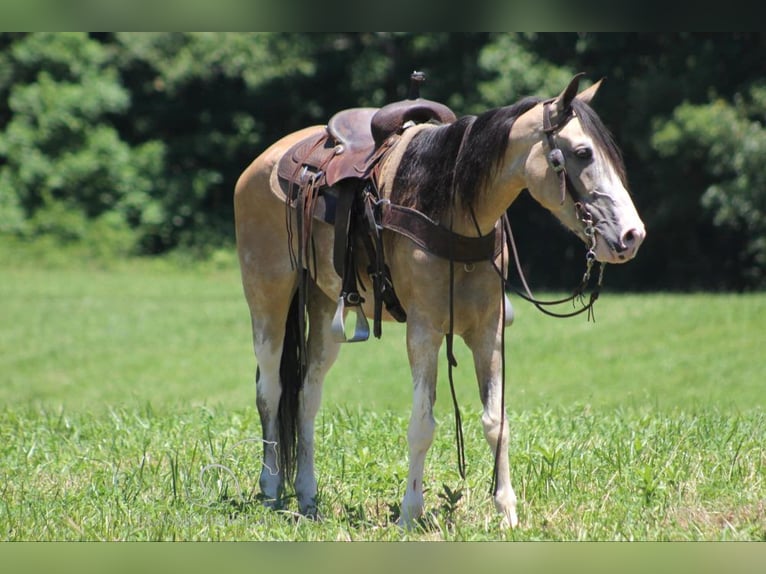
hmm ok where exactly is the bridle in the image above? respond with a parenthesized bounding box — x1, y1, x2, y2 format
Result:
(503, 98, 605, 321)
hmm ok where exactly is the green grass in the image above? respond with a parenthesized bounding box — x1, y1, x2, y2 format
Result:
(1, 253, 765, 540)
(2, 402, 764, 541)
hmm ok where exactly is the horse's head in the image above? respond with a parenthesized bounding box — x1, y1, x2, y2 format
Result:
(519, 75, 645, 264)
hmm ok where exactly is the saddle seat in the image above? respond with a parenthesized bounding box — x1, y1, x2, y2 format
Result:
(327, 107, 377, 156)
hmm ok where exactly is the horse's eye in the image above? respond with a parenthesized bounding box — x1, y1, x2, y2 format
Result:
(575, 147, 593, 160)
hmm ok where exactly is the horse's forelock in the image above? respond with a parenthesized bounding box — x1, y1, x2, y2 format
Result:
(571, 98, 627, 187)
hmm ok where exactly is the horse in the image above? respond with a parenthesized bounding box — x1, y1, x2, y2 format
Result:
(233, 74, 645, 529)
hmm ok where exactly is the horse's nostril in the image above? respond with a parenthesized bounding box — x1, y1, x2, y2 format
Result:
(620, 228, 645, 253)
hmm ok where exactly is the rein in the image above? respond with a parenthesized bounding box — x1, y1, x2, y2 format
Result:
(503, 212, 605, 322)
(445, 117, 477, 482)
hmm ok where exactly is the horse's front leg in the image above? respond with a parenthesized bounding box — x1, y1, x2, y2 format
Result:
(295, 286, 341, 517)
(464, 311, 519, 529)
(399, 316, 443, 527)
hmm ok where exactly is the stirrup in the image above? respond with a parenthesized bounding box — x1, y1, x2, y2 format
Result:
(331, 295, 370, 343)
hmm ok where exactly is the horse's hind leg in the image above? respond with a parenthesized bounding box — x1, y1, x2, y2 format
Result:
(246, 276, 297, 508)
(295, 284, 341, 517)
(464, 314, 519, 529)
(240, 258, 338, 517)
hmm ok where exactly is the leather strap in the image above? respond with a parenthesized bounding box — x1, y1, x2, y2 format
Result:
(381, 203, 499, 263)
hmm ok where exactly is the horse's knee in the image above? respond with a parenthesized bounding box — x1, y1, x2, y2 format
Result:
(256, 385, 280, 418)
(407, 413, 435, 454)
(481, 411, 508, 445)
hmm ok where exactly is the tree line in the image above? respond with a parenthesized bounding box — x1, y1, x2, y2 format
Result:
(1, 33, 763, 290)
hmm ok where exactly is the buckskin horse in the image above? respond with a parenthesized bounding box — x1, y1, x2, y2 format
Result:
(234, 73, 645, 528)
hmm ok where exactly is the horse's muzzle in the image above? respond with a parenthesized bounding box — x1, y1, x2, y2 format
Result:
(596, 224, 646, 263)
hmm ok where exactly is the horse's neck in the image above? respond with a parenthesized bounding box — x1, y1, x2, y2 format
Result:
(463, 124, 539, 236)
(456, 165, 525, 237)
(378, 120, 530, 237)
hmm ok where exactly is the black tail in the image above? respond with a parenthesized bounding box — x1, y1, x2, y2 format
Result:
(277, 288, 305, 484)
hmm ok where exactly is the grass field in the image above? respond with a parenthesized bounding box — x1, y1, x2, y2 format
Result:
(1, 253, 765, 540)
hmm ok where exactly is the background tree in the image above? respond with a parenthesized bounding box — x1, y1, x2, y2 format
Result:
(1, 33, 763, 289)
(0, 32, 163, 252)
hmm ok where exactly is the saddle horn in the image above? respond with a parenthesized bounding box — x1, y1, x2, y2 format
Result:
(371, 72, 457, 147)
(408, 70, 426, 99)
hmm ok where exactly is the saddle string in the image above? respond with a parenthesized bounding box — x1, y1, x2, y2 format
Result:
(288, 137, 337, 385)
(361, 135, 409, 337)
(285, 135, 329, 272)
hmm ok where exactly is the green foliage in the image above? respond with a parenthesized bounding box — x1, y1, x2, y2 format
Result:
(114, 32, 315, 93)
(110, 32, 318, 252)
(0, 33, 164, 251)
(1, 260, 765, 540)
(477, 33, 575, 108)
(652, 91, 766, 288)
(1, 402, 764, 540)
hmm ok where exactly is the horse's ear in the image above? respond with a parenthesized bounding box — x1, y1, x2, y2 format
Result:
(576, 77, 604, 106)
(554, 72, 586, 114)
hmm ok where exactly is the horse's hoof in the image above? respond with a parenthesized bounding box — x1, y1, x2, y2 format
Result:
(300, 506, 320, 521)
(500, 511, 519, 530)
(396, 512, 422, 530)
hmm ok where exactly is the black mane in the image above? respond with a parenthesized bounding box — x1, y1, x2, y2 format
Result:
(391, 96, 542, 221)
(390, 95, 627, 221)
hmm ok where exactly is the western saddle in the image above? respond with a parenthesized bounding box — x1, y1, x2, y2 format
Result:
(277, 72, 457, 342)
